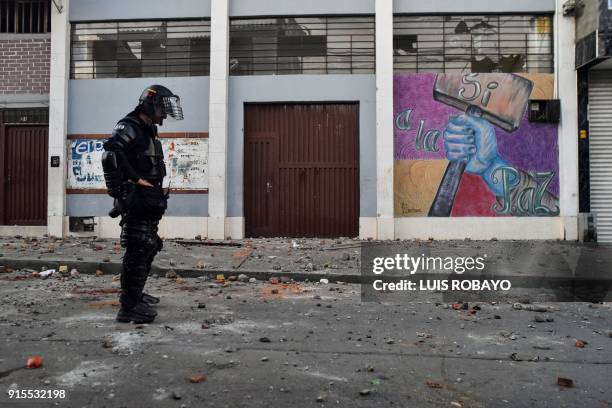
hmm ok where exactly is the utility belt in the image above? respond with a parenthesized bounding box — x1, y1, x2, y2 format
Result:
(111, 181, 167, 221)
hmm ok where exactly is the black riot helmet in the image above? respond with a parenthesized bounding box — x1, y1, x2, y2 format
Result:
(137, 85, 184, 125)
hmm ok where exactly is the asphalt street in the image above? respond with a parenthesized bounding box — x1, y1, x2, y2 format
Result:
(0, 267, 611, 408)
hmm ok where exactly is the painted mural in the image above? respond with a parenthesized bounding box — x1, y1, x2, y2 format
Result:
(68, 138, 209, 190)
(394, 72, 559, 217)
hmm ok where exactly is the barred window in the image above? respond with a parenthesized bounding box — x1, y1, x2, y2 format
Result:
(229, 16, 375, 75)
(393, 15, 554, 73)
(0, 0, 50, 33)
(70, 20, 210, 79)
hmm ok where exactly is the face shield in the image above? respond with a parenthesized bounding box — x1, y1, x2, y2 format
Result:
(161, 95, 184, 121)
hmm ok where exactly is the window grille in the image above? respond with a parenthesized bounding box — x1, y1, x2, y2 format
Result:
(2, 108, 49, 124)
(0, 0, 50, 33)
(70, 20, 211, 79)
(393, 14, 554, 73)
(229, 16, 375, 75)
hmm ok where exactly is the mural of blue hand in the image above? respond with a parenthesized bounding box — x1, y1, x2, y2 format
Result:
(443, 113, 513, 197)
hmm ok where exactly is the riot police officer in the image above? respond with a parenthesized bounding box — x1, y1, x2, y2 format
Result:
(101, 85, 184, 323)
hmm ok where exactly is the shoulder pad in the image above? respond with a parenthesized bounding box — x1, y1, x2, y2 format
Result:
(105, 118, 142, 150)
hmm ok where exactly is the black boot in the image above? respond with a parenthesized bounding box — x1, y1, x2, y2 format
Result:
(142, 292, 160, 305)
(116, 302, 157, 323)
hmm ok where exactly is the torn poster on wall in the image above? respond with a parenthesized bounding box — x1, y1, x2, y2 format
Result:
(67, 138, 209, 190)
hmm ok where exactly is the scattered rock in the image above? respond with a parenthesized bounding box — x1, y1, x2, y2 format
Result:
(425, 380, 444, 389)
(557, 377, 573, 388)
(359, 389, 371, 396)
(171, 391, 182, 400)
(70, 268, 80, 278)
(320, 279, 329, 284)
(260, 357, 269, 362)
(259, 337, 271, 343)
(165, 270, 177, 279)
(316, 395, 325, 402)
(194, 260, 207, 269)
(197, 303, 206, 309)
(249, 278, 257, 283)
(238, 274, 249, 282)
(534, 315, 554, 323)
(513, 303, 547, 312)
(26, 356, 43, 369)
(189, 374, 208, 383)
(271, 289, 279, 294)
(575, 340, 587, 348)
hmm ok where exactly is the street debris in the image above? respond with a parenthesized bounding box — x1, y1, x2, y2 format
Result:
(513, 303, 548, 312)
(189, 374, 208, 383)
(70, 268, 80, 278)
(320, 279, 329, 284)
(452, 302, 468, 310)
(557, 377, 574, 388)
(425, 380, 444, 389)
(534, 315, 554, 323)
(575, 340, 587, 348)
(26, 356, 43, 369)
(40, 269, 56, 279)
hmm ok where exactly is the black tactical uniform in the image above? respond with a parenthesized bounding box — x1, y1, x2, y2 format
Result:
(101, 85, 183, 323)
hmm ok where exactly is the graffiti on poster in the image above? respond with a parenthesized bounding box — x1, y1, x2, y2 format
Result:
(394, 73, 559, 217)
(67, 138, 209, 190)
(68, 139, 106, 188)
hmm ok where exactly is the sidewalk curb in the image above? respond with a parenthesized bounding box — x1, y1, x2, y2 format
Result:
(0, 258, 363, 283)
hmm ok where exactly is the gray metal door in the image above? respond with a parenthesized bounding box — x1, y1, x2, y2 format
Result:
(589, 70, 612, 243)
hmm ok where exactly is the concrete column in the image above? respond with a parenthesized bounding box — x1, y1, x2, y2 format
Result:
(555, 0, 579, 239)
(47, 0, 70, 237)
(375, 0, 395, 240)
(208, 0, 230, 239)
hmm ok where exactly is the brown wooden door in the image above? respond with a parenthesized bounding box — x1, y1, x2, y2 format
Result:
(0, 125, 48, 225)
(244, 103, 359, 238)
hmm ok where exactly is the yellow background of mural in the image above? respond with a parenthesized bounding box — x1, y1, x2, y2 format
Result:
(394, 160, 449, 217)
(517, 73, 554, 100)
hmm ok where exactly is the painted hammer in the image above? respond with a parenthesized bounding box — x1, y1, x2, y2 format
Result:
(428, 73, 533, 217)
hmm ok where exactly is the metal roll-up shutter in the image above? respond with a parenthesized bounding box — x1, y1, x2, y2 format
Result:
(589, 70, 612, 243)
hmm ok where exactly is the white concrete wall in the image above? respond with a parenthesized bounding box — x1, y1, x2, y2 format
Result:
(207, 0, 230, 239)
(556, 0, 580, 240)
(376, 0, 395, 240)
(47, 0, 70, 237)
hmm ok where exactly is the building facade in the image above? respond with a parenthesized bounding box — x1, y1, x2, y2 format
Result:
(0, 0, 585, 241)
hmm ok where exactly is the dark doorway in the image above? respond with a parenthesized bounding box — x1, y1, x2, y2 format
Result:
(244, 103, 359, 238)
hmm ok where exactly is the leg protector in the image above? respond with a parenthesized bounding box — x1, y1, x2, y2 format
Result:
(119, 217, 159, 311)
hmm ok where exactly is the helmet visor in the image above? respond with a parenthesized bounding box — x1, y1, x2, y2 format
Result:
(162, 95, 184, 120)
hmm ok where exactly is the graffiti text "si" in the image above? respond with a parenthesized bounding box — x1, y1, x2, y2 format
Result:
(458, 74, 499, 108)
